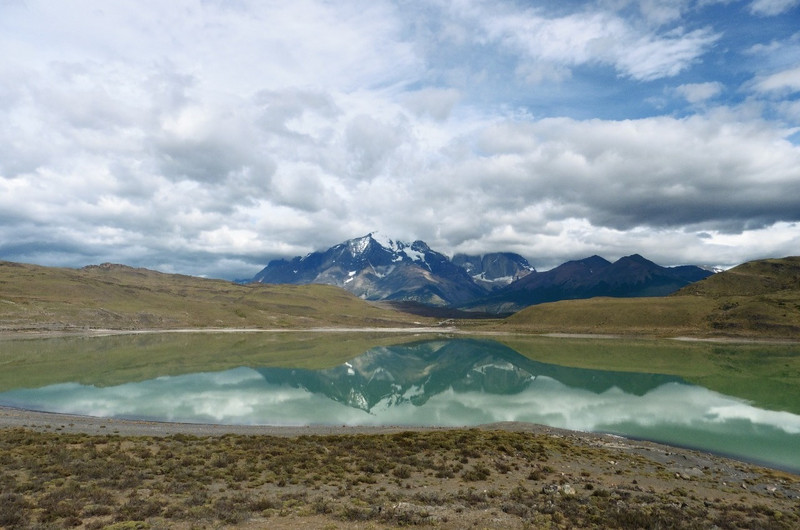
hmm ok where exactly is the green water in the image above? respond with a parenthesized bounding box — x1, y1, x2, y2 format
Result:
(1, 333, 798, 472)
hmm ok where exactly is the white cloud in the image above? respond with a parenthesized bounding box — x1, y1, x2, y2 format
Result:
(749, 0, 800, 15)
(634, 0, 693, 25)
(479, 8, 718, 82)
(676, 81, 723, 103)
(753, 65, 800, 94)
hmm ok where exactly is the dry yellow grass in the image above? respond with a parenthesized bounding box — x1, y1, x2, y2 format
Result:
(477, 257, 800, 339)
(0, 261, 432, 332)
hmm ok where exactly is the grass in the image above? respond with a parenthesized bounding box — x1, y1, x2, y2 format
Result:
(1, 427, 797, 529)
(465, 257, 800, 340)
(0, 261, 434, 333)
(4, 257, 800, 341)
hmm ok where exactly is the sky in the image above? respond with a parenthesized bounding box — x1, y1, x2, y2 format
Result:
(1, 0, 799, 279)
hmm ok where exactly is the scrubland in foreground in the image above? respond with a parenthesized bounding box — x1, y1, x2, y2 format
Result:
(1, 424, 799, 530)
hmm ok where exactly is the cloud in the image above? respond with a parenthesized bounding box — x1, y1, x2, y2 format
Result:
(1, 0, 799, 277)
(753, 65, 800, 94)
(345, 114, 407, 178)
(634, 0, 693, 26)
(461, 112, 800, 230)
(749, 0, 800, 15)
(676, 81, 723, 103)
(402, 88, 461, 121)
(478, 8, 719, 82)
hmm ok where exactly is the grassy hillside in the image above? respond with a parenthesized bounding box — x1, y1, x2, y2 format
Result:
(0, 261, 433, 333)
(2, 257, 799, 339)
(678, 257, 800, 297)
(489, 257, 800, 339)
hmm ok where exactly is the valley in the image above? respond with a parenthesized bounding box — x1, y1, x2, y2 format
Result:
(2, 253, 798, 340)
(2, 254, 799, 528)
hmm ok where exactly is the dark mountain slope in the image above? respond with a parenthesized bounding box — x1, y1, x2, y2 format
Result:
(464, 254, 713, 313)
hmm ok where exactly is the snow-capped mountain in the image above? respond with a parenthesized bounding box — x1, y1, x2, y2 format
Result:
(452, 252, 535, 290)
(252, 233, 487, 306)
(252, 233, 714, 311)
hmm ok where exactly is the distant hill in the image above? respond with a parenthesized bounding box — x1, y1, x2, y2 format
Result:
(496, 256, 800, 339)
(675, 256, 800, 297)
(672, 256, 800, 336)
(463, 254, 713, 313)
(0, 261, 430, 333)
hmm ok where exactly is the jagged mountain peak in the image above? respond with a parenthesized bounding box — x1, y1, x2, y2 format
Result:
(368, 231, 403, 252)
(452, 252, 536, 290)
(346, 234, 374, 256)
(252, 233, 487, 306)
(343, 233, 426, 262)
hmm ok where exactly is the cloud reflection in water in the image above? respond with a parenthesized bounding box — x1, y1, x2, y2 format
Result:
(1, 338, 798, 472)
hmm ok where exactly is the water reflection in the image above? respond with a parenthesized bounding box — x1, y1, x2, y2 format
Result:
(1, 338, 798, 472)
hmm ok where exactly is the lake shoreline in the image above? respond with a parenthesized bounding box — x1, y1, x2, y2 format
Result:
(2, 325, 798, 344)
(2, 404, 798, 477)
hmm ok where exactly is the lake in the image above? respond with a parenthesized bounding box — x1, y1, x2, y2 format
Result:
(1, 332, 798, 472)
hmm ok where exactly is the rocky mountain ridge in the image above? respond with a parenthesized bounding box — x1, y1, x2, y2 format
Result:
(252, 234, 714, 312)
(252, 234, 487, 306)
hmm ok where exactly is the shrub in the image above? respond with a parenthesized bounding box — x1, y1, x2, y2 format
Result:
(392, 465, 412, 479)
(0, 492, 30, 528)
(462, 463, 491, 481)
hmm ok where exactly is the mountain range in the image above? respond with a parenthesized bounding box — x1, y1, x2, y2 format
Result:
(252, 233, 714, 313)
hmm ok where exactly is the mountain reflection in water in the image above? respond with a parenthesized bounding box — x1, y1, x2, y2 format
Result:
(255, 338, 684, 412)
(1, 338, 798, 472)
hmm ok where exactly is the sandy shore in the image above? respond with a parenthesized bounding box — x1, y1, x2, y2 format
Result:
(0, 404, 711, 465)
(0, 404, 597, 440)
(4, 326, 797, 344)
(0, 404, 459, 437)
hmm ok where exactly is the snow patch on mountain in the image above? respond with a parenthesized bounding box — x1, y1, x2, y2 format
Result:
(349, 235, 372, 256)
(403, 247, 425, 263)
(370, 231, 401, 252)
